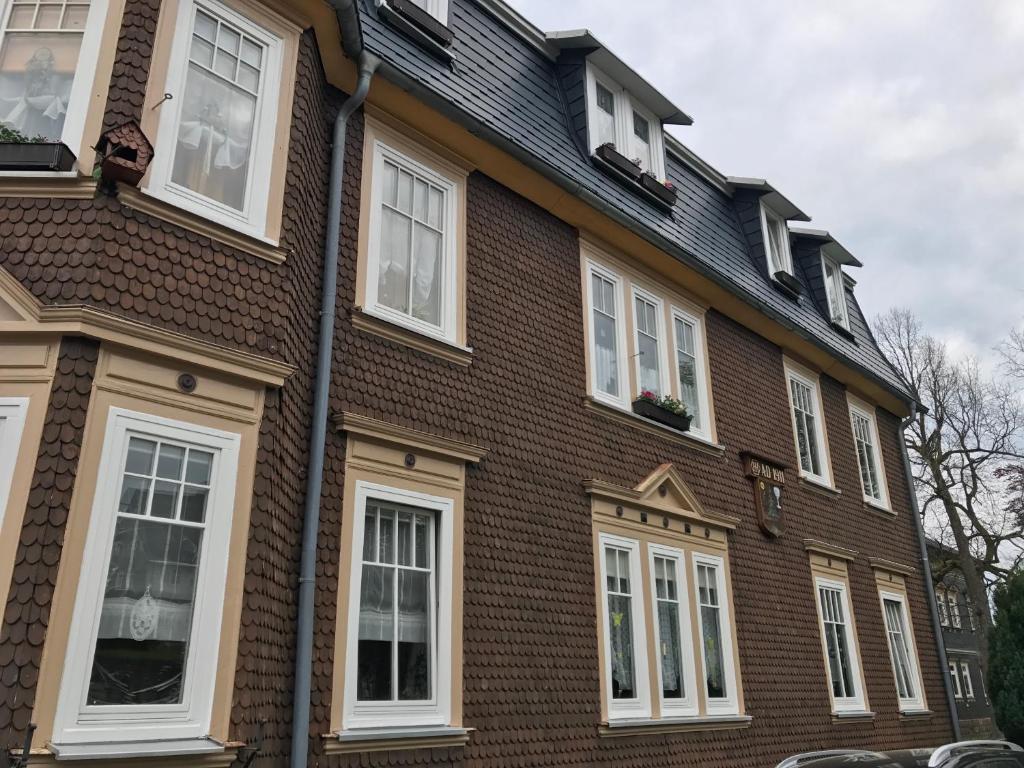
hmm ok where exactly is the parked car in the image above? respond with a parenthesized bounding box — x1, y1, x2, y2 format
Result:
(775, 742, 1023, 768)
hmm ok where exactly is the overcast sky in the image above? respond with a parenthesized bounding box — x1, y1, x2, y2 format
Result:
(508, 0, 1024, 361)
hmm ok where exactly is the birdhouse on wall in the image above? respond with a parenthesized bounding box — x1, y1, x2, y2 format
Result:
(96, 121, 154, 187)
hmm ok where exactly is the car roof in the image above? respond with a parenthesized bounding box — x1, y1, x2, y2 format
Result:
(943, 753, 1024, 768)
(800, 751, 934, 768)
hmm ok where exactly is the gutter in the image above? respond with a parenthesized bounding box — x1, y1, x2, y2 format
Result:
(900, 403, 962, 741)
(289, 2, 378, 765)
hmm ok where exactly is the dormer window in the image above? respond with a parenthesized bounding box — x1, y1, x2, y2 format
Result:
(760, 203, 794, 276)
(404, 0, 447, 24)
(823, 256, 849, 329)
(585, 63, 665, 180)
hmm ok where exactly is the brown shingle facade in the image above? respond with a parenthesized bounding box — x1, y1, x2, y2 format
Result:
(0, 2, 954, 767)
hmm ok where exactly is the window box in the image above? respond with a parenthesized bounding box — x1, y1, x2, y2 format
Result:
(386, 0, 453, 45)
(0, 141, 75, 172)
(772, 270, 802, 298)
(632, 397, 692, 433)
(595, 143, 641, 181)
(639, 173, 677, 207)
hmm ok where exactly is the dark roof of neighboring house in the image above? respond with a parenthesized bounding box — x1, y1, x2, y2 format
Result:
(353, 0, 912, 402)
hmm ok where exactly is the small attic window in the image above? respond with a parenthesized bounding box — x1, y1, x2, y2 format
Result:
(585, 62, 666, 181)
(823, 256, 850, 329)
(760, 202, 794, 276)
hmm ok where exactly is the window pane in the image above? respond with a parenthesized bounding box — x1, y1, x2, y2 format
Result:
(378, 207, 412, 315)
(411, 223, 441, 326)
(658, 600, 683, 699)
(607, 593, 635, 699)
(362, 511, 377, 562)
(630, 111, 654, 172)
(698, 565, 726, 699)
(414, 515, 428, 568)
(820, 587, 855, 700)
(636, 298, 661, 394)
(675, 318, 700, 428)
(61, 3, 88, 29)
(397, 569, 430, 700)
(378, 509, 394, 564)
(180, 485, 208, 524)
(156, 443, 185, 480)
(150, 479, 180, 519)
(594, 308, 619, 398)
(118, 475, 151, 516)
(87, 517, 202, 705)
(397, 510, 413, 566)
(125, 437, 156, 475)
(184, 449, 213, 485)
(0, 28, 84, 140)
(357, 563, 394, 701)
(594, 82, 616, 147)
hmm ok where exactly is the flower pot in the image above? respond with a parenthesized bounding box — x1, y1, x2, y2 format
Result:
(389, 0, 454, 45)
(0, 141, 75, 172)
(595, 144, 641, 181)
(640, 173, 677, 206)
(772, 270, 802, 298)
(631, 398, 692, 432)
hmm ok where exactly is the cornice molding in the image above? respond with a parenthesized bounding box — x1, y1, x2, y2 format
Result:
(333, 411, 488, 463)
(803, 539, 858, 562)
(868, 557, 917, 577)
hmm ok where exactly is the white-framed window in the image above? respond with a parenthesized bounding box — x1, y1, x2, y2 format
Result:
(848, 398, 888, 508)
(959, 661, 974, 700)
(145, 0, 284, 238)
(949, 661, 963, 699)
(586, 260, 628, 409)
(343, 481, 454, 729)
(815, 578, 865, 713)
(671, 307, 710, 440)
(0, 397, 29, 528)
(965, 597, 978, 632)
(598, 533, 650, 720)
(823, 256, 849, 329)
(785, 364, 831, 486)
(693, 552, 738, 714)
(53, 408, 240, 745)
(585, 62, 666, 180)
(760, 202, 794, 276)
(0, 0, 108, 157)
(364, 138, 460, 345)
(632, 287, 667, 397)
(880, 591, 924, 711)
(936, 587, 950, 627)
(648, 544, 698, 717)
(948, 587, 962, 629)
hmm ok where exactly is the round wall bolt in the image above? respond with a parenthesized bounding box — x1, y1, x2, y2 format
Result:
(177, 373, 197, 393)
(404, 453, 416, 468)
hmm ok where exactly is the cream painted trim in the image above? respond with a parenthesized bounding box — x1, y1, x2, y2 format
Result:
(138, 0, 300, 243)
(22, 749, 241, 768)
(598, 715, 752, 737)
(803, 539, 857, 562)
(28, 347, 265, 749)
(321, 730, 471, 755)
(333, 411, 487, 463)
(350, 310, 473, 367)
(0, 175, 97, 199)
(356, 114, 471, 349)
(0, 270, 294, 386)
(876, 577, 928, 713)
(0, 338, 59, 616)
(329, 429, 470, 732)
(117, 187, 290, 264)
(869, 557, 916, 577)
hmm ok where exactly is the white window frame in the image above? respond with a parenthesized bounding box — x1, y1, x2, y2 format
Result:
(647, 544, 698, 717)
(363, 138, 460, 345)
(0, 0, 109, 169)
(342, 481, 454, 730)
(631, 285, 670, 398)
(144, 0, 284, 240)
(949, 661, 963, 699)
(585, 259, 630, 410)
(822, 255, 850, 329)
(584, 62, 666, 180)
(784, 362, 832, 487)
(936, 587, 950, 627)
(959, 661, 974, 700)
(670, 305, 711, 441)
(598, 532, 650, 721)
(692, 552, 738, 715)
(848, 396, 889, 509)
(0, 397, 29, 529)
(53, 408, 240, 745)
(759, 202, 794, 276)
(814, 577, 866, 714)
(879, 590, 925, 712)
(948, 588, 962, 629)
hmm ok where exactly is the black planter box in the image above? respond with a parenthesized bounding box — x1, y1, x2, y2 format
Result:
(389, 0, 454, 45)
(0, 141, 75, 172)
(632, 398, 692, 432)
(772, 270, 802, 298)
(639, 173, 677, 206)
(595, 144, 641, 181)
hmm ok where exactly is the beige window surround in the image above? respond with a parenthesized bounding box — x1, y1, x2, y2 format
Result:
(587, 463, 747, 736)
(871, 563, 928, 714)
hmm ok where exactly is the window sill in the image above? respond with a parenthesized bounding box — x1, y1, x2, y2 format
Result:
(831, 710, 875, 724)
(599, 715, 752, 737)
(118, 187, 289, 265)
(323, 726, 471, 755)
(351, 308, 473, 367)
(798, 475, 841, 498)
(590, 151, 676, 213)
(0, 170, 96, 199)
(45, 738, 238, 764)
(831, 321, 857, 342)
(863, 499, 894, 518)
(899, 709, 933, 720)
(583, 396, 726, 457)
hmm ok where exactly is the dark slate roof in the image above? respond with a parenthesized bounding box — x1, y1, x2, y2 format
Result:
(354, 0, 911, 402)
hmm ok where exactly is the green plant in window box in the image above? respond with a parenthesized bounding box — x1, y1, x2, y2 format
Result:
(0, 124, 76, 171)
(0, 125, 47, 143)
(632, 390, 692, 432)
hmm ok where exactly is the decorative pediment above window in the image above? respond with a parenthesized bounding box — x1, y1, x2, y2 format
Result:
(584, 462, 738, 532)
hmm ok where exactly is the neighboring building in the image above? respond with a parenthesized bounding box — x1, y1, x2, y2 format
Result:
(0, 0, 955, 766)
(929, 540, 1000, 739)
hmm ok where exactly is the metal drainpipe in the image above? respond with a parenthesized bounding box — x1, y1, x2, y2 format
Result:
(901, 403, 962, 741)
(289, 45, 379, 768)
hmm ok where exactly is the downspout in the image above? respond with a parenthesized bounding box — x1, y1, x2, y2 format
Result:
(901, 402, 962, 741)
(289, 6, 378, 763)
